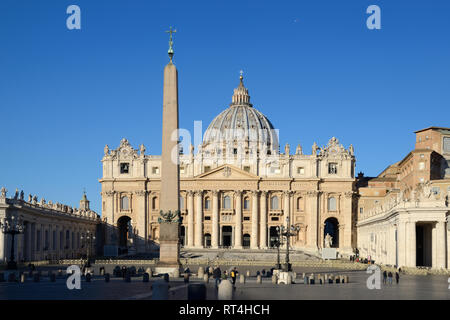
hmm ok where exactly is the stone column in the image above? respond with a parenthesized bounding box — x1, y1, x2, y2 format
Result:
(307, 191, 319, 251)
(187, 191, 194, 248)
(435, 221, 446, 269)
(0, 229, 5, 263)
(251, 191, 259, 249)
(25, 222, 32, 261)
(194, 191, 203, 248)
(212, 190, 219, 249)
(234, 191, 243, 249)
(259, 191, 267, 249)
(408, 221, 416, 267)
(135, 190, 147, 252)
(397, 220, 407, 267)
(342, 192, 353, 253)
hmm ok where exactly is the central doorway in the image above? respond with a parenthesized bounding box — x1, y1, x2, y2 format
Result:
(222, 226, 232, 247)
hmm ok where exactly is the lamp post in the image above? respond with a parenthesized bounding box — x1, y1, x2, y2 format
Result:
(0, 216, 25, 270)
(276, 216, 300, 272)
(275, 226, 284, 270)
(80, 230, 96, 265)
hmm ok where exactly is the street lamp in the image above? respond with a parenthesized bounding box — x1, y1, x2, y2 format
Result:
(275, 226, 284, 270)
(276, 216, 300, 272)
(0, 216, 25, 270)
(80, 230, 96, 265)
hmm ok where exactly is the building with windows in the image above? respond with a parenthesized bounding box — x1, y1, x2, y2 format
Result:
(357, 127, 450, 269)
(0, 189, 99, 263)
(99, 72, 357, 255)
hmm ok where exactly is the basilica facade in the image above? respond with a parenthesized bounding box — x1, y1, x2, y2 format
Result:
(99, 75, 357, 255)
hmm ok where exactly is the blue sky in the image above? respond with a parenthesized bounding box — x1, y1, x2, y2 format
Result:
(0, 0, 449, 214)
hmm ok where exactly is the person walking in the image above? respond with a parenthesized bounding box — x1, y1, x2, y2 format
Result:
(387, 271, 393, 285)
(395, 271, 400, 284)
(383, 270, 387, 284)
(230, 267, 238, 286)
(213, 266, 222, 288)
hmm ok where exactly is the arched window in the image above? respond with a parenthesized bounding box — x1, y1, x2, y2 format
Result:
(271, 196, 279, 210)
(204, 197, 211, 210)
(179, 196, 184, 210)
(243, 197, 250, 210)
(223, 196, 231, 209)
(121, 196, 129, 210)
(152, 197, 157, 210)
(297, 197, 303, 211)
(328, 197, 337, 211)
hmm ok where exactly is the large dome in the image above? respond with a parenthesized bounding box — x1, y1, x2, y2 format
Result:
(202, 75, 279, 156)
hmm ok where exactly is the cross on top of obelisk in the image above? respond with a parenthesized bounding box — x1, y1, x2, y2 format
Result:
(166, 26, 177, 62)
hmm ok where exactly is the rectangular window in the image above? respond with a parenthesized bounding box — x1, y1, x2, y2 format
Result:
(297, 167, 305, 175)
(444, 137, 450, 153)
(328, 163, 338, 174)
(204, 166, 211, 173)
(204, 199, 211, 210)
(243, 166, 250, 172)
(328, 197, 337, 211)
(152, 167, 160, 174)
(270, 167, 281, 174)
(243, 198, 250, 210)
(204, 216, 211, 221)
(243, 216, 250, 221)
(419, 162, 425, 170)
(360, 207, 364, 214)
(271, 217, 279, 221)
(120, 163, 130, 174)
(53, 230, 56, 250)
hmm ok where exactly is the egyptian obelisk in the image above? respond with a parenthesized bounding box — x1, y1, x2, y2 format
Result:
(157, 27, 181, 271)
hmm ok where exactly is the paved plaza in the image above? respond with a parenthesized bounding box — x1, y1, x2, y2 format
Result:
(0, 265, 449, 300)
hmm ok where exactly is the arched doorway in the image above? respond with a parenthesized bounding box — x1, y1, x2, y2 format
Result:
(222, 226, 232, 247)
(117, 216, 131, 254)
(324, 217, 339, 248)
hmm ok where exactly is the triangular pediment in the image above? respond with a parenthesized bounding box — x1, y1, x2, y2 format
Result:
(196, 165, 260, 180)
